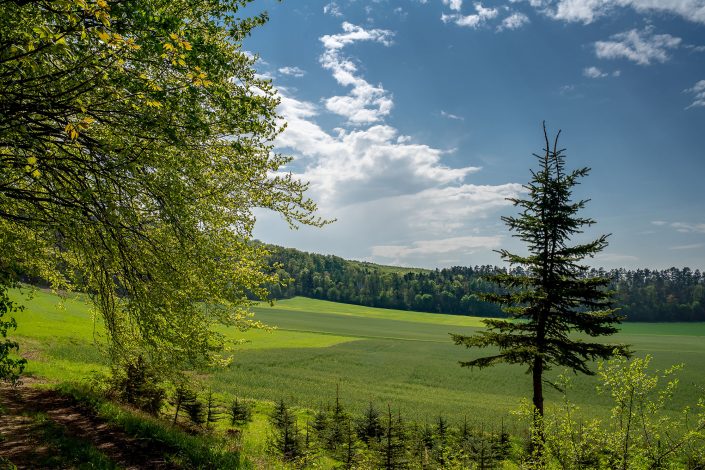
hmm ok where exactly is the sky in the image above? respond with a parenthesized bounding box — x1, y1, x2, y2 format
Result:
(242, 0, 705, 271)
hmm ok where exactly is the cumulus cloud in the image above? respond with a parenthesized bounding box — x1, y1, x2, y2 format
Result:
(594, 28, 681, 65)
(278, 66, 306, 78)
(685, 80, 705, 109)
(583, 66, 608, 78)
(319, 23, 394, 124)
(443, 0, 464, 12)
(583, 66, 620, 78)
(442, 2, 499, 28)
(541, 0, 705, 25)
(498, 12, 531, 30)
(277, 93, 482, 206)
(323, 2, 343, 17)
(272, 89, 522, 265)
(257, 22, 524, 267)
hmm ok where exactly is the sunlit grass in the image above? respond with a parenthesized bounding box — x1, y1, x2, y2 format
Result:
(7, 288, 705, 424)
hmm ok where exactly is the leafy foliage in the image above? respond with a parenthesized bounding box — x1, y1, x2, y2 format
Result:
(0, 283, 26, 385)
(522, 356, 705, 469)
(0, 0, 321, 368)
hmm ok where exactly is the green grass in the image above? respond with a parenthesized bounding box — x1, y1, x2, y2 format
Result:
(27, 411, 116, 469)
(56, 383, 249, 468)
(8, 288, 705, 426)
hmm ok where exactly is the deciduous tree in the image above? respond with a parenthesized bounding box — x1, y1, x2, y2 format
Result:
(0, 0, 321, 368)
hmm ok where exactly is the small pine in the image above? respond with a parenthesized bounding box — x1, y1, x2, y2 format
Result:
(229, 397, 252, 426)
(268, 399, 304, 462)
(184, 396, 205, 426)
(356, 402, 383, 444)
(204, 388, 220, 429)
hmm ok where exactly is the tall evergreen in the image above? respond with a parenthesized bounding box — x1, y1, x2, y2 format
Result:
(452, 123, 629, 432)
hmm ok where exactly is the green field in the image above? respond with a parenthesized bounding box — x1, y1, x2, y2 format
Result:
(10, 288, 705, 428)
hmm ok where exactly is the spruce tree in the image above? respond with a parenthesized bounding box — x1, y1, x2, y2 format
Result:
(380, 405, 408, 469)
(452, 123, 629, 438)
(229, 397, 252, 426)
(171, 383, 198, 425)
(269, 399, 304, 462)
(204, 389, 221, 430)
(357, 402, 383, 444)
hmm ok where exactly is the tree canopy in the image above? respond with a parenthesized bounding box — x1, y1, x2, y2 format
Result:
(0, 0, 321, 368)
(452, 124, 629, 420)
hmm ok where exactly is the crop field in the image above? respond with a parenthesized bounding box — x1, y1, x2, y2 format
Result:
(10, 288, 705, 427)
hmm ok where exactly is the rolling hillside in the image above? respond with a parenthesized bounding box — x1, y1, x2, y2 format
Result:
(10, 288, 705, 423)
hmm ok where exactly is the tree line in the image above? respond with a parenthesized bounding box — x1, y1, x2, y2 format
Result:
(263, 246, 705, 322)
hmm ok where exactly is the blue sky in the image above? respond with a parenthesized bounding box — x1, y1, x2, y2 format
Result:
(243, 0, 705, 270)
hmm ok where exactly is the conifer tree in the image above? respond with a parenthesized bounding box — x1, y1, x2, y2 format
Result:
(312, 404, 330, 445)
(433, 415, 450, 466)
(229, 397, 252, 426)
(184, 395, 205, 427)
(380, 405, 408, 469)
(269, 399, 304, 462)
(327, 383, 348, 451)
(452, 123, 629, 440)
(357, 402, 383, 444)
(171, 383, 197, 425)
(204, 388, 221, 430)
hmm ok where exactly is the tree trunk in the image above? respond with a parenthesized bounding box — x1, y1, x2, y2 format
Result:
(531, 355, 545, 464)
(532, 356, 544, 417)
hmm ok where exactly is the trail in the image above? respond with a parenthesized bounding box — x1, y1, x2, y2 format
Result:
(0, 379, 177, 469)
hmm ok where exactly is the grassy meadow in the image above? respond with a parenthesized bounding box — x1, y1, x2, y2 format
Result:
(9, 287, 705, 429)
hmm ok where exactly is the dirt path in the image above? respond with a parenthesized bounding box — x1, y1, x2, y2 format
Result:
(0, 380, 178, 469)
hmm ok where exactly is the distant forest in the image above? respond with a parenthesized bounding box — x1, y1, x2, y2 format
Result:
(264, 245, 705, 322)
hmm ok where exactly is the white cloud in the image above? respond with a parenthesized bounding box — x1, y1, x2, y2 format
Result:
(441, 110, 465, 120)
(669, 243, 705, 250)
(671, 222, 705, 233)
(542, 0, 705, 24)
(685, 79, 705, 109)
(319, 23, 394, 124)
(498, 12, 531, 30)
(594, 252, 640, 263)
(257, 22, 526, 268)
(372, 236, 502, 260)
(583, 66, 608, 78)
(582, 66, 620, 78)
(549, 0, 612, 23)
(278, 66, 306, 78)
(277, 92, 481, 206)
(594, 28, 681, 65)
(442, 2, 499, 28)
(652, 220, 705, 233)
(323, 2, 343, 17)
(443, 0, 464, 12)
(271, 90, 522, 266)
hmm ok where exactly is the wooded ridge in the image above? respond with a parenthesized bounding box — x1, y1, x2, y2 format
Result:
(263, 244, 705, 322)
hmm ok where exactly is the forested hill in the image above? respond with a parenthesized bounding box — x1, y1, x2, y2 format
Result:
(263, 245, 705, 322)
